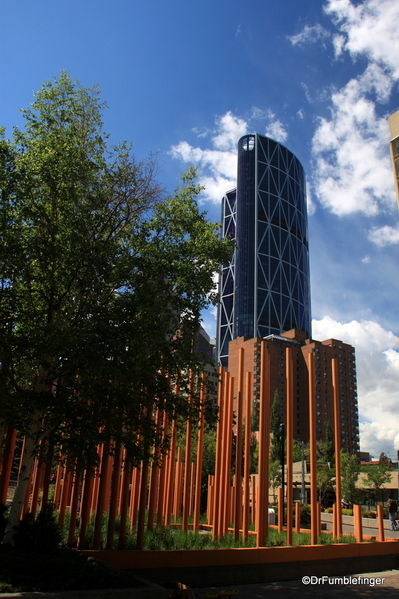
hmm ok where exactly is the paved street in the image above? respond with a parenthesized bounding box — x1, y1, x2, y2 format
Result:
(192, 570, 399, 599)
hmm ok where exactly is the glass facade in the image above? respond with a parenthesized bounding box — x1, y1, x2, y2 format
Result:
(217, 134, 311, 365)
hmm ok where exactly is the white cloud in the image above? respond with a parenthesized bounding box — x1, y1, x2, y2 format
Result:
(264, 110, 288, 143)
(312, 316, 399, 457)
(361, 255, 370, 263)
(170, 109, 289, 203)
(368, 224, 399, 247)
(325, 0, 399, 78)
(288, 24, 331, 47)
(311, 65, 395, 216)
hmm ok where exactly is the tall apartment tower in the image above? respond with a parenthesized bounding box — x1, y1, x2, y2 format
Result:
(217, 134, 311, 365)
(388, 110, 399, 207)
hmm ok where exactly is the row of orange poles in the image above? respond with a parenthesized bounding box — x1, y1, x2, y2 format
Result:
(0, 355, 383, 548)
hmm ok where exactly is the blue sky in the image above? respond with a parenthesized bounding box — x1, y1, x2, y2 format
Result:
(2, 0, 399, 458)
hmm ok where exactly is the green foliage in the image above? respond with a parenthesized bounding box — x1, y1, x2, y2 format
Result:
(316, 421, 334, 464)
(361, 462, 393, 503)
(269, 459, 281, 502)
(340, 450, 361, 506)
(270, 391, 283, 462)
(0, 72, 232, 471)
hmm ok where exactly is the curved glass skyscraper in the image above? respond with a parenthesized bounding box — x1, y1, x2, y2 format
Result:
(217, 134, 311, 365)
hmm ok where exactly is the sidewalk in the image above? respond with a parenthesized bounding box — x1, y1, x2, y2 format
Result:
(192, 570, 399, 598)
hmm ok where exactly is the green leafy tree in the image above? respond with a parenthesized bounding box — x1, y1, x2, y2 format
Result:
(0, 72, 232, 541)
(270, 391, 283, 462)
(269, 459, 281, 503)
(362, 461, 393, 506)
(340, 450, 361, 508)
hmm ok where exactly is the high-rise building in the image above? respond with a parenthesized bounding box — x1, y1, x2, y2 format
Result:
(388, 110, 399, 207)
(227, 331, 360, 454)
(217, 134, 311, 366)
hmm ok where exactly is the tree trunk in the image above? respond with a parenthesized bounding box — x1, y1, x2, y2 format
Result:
(3, 419, 41, 544)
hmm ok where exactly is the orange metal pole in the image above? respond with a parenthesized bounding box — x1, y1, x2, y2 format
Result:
(308, 352, 317, 545)
(332, 358, 342, 539)
(165, 414, 178, 527)
(354, 503, 363, 543)
(278, 486, 283, 533)
(182, 373, 194, 532)
(193, 373, 206, 531)
(295, 500, 301, 533)
(286, 347, 293, 546)
(212, 367, 224, 540)
(148, 411, 162, 531)
(218, 371, 230, 536)
(173, 447, 183, 522)
(234, 349, 244, 540)
(242, 372, 251, 542)
(129, 466, 140, 530)
(256, 342, 270, 547)
(106, 443, 123, 549)
(0, 428, 17, 504)
(93, 440, 112, 549)
(222, 374, 234, 534)
(251, 475, 256, 525)
(156, 412, 169, 527)
(136, 458, 150, 550)
(377, 504, 385, 542)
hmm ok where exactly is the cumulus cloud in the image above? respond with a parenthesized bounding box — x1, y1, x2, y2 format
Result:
(311, 65, 394, 216)
(312, 316, 399, 457)
(170, 109, 289, 203)
(368, 224, 399, 247)
(325, 0, 399, 78)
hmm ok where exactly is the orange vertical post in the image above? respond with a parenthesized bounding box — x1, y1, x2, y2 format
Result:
(286, 347, 293, 546)
(251, 475, 256, 525)
(242, 372, 252, 542)
(148, 412, 162, 531)
(308, 352, 317, 545)
(295, 500, 301, 533)
(234, 349, 244, 540)
(332, 358, 342, 539)
(93, 440, 112, 549)
(193, 373, 206, 531)
(165, 417, 177, 527)
(136, 458, 150, 550)
(173, 447, 183, 522)
(182, 372, 194, 532)
(156, 413, 169, 527)
(256, 342, 270, 547)
(354, 503, 363, 543)
(212, 367, 224, 540)
(278, 486, 283, 533)
(130, 466, 140, 530)
(106, 443, 123, 549)
(0, 428, 17, 504)
(217, 371, 229, 537)
(222, 375, 234, 534)
(377, 505, 385, 542)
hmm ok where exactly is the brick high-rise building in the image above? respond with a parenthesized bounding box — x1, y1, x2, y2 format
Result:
(227, 330, 359, 454)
